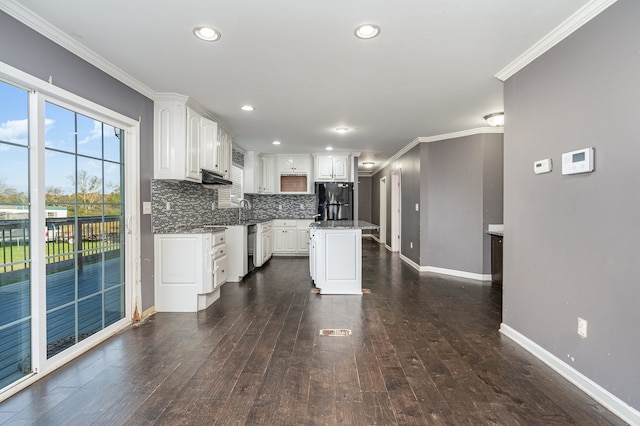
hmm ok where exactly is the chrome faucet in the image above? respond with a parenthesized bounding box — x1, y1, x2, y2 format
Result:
(238, 198, 251, 223)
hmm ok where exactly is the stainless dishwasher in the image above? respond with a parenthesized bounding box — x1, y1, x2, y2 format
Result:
(247, 224, 257, 273)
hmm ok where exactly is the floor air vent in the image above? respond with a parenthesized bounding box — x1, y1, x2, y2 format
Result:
(319, 329, 352, 337)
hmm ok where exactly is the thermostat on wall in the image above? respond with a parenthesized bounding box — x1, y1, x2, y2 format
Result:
(562, 147, 594, 175)
(534, 158, 552, 174)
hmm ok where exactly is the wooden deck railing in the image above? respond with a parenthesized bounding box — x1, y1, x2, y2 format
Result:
(0, 216, 122, 276)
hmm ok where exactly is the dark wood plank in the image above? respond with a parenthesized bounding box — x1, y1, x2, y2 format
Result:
(0, 243, 626, 426)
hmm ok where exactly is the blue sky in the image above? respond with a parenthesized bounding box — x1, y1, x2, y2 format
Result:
(1, 80, 122, 197)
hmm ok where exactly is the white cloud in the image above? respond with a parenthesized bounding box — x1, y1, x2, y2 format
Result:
(78, 120, 102, 145)
(0, 119, 28, 144)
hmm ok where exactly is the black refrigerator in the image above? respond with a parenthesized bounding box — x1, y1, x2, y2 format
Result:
(315, 182, 353, 221)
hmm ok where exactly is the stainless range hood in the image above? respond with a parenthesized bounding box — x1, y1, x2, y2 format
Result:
(201, 168, 232, 186)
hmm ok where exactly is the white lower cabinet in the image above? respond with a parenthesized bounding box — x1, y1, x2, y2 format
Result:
(154, 231, 227, 312)
(225, 225, 248, 281)
(273, 219, 314, 255)
(310, 228, 362, 294)
(256, 221, 273, 267)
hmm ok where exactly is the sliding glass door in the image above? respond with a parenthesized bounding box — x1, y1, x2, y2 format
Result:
(0, 81, 31, 388)
(44, 102, 125, 358)
(0, 73, 134, 393)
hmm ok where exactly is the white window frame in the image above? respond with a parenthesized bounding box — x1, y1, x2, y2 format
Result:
(0, 61, 140, 398)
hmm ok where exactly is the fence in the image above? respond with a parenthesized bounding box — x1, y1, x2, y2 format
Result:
(0, 216, 122, 276)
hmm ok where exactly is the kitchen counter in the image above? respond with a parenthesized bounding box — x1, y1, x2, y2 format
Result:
(310, 220, 379, 230)
(155, 217, 319, 234)
(156, 226, 227, 234)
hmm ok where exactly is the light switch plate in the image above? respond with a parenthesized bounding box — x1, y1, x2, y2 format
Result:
(142, 201, 151, 215)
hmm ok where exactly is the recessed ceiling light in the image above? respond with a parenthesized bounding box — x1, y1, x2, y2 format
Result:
(354, 24, 380, 39)
(325, 146, 334, 151)
(241, 105, 255, 112)
(272, 141, 281, 145)
(193, 26, 221, 42)
(335, 127, 350, 134)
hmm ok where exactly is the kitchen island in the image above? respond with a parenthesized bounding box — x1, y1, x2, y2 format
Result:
(309, 220, 379, 295)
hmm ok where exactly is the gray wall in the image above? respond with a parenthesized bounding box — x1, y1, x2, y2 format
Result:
(426, 134, 503, 274)
(357, 176, 372, 222)
(372, 144, 422, 264)
(373, 135, 502, 274)
(0, 11, 156, 310)
(503, 0, 639, 410)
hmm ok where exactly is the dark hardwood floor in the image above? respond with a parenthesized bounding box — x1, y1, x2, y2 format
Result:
(0, 239, 625, 425)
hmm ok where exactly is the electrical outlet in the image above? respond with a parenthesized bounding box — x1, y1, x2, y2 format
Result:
(212, 202, 215, 210)
(415, 203, 419, 212)
(410, 242, 413, 249)
(165, 202, 171, 211)
(578, 317, 588, 338)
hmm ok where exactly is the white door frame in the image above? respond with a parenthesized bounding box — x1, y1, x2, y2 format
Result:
(391, 170, 401, 252)
(379, 177, 386, 246)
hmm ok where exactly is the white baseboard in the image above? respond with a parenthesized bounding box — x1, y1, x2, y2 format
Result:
(399, 255, 490, 282)
(399, 253, 421, 270)
(500, 324, 640, 425)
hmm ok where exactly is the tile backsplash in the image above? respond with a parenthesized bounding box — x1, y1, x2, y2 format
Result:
(152, 179, 317, 232)
(250, 194, 316, 219)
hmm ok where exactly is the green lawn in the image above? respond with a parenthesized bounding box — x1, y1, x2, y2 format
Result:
(1, 241, 116, 273)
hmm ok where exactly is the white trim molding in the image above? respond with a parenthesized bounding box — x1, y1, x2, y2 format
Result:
(496, 0, 618, 81)
(423, 266, 491, 282)
(373, 127, 503, 175)
(0, 0, 156, 99)
(399, 255, 491, 282)
(500, 324, 640, 425)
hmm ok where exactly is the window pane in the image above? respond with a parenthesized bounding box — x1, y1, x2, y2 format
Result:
(0, 80, 31, 388)
(45, 102, 76, 153)
(103, 125, 121, 163)
(0, 144, 29, 201)
(45, 151, 76, 197)
(76, 114, 102, 159)
(0, 81, 28, 146)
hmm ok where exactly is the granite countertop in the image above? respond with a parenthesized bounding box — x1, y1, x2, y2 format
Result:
(310, 220, 380, 230)
(157, 226, 227, 234)
(155, 217, 319, 234)
(487, 231, 504, 237)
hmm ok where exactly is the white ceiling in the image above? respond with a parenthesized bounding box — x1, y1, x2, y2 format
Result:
(5, 0, 601, 170)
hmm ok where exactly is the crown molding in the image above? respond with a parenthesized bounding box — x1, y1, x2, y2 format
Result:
(0, 0, 156, 99)
(372, 127, 504, 175)
(496, 0, 618, 81)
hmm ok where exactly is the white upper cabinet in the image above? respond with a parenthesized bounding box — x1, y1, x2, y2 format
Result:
(186, 107, 202, 181)
(215, 125, 232, 179)
(244, 153, 275, 194)
(200, 116, 218, 173)
(154, 93, 231, 182)
(278, 155, 310, 174)
(314, 154, 350, 181)
(261, 155, 276, 193)
(243, 151, 261, 194)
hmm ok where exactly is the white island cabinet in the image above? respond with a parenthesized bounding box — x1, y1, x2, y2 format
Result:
(309, 221, 379, 294)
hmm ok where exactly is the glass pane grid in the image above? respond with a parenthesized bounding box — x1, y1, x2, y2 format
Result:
(0, 81, 31, 387)
(44, 101, 125, 359)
